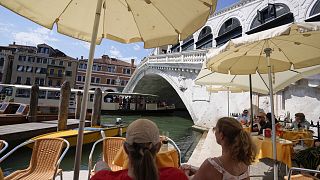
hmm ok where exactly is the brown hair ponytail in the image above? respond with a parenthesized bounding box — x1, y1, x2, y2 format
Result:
(216, 117, 257, 165)
(125, 142, 159, 180)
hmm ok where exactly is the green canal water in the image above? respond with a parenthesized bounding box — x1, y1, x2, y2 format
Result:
(1, 112, 202, 176)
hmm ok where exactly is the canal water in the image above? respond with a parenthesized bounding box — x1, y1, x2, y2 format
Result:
(1, 112, 202, 176)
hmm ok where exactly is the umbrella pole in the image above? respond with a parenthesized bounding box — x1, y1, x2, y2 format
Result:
(265, 47, 278, 180)
(73, 0, 103, 179)
(249, 74, 254, 130)
(227, 88, 230, 117)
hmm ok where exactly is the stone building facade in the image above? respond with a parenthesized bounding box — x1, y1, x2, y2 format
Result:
(0, 43, 78, 88)
(76, 55, 136, 92)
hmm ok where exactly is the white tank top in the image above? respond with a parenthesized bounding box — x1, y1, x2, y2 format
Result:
(207, 158, 249, 180)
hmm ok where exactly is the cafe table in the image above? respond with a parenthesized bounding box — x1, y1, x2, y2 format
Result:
(279, 129, 314, 147)
(252, 136, 294, 167)
(113, 144, 179, 169)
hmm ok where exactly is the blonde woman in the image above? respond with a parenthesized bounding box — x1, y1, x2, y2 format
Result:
(181, 117, 256, 180)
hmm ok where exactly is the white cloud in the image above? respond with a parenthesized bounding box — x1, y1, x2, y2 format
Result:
(133, 44, 141, 51)
(0, 22, 14, 33)
(108, 46, 137, 63)
(74, 41, 90, 50)
(12, 27, 58, 46)
(109, 46, 123, 58)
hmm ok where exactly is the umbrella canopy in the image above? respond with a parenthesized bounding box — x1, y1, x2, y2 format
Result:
(207, 22, 320, 74)
(0, 1, 216, 179)
(196, 63, 320, 94)
(0, 0, 215, 48)
(205, 22, 320, 180)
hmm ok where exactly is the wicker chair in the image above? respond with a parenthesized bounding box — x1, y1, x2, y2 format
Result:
(0, 140, 8, 155)
(0, 138, 69, 180)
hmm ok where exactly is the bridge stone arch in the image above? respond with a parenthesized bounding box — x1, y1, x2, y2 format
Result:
(123, 65, 199, 123)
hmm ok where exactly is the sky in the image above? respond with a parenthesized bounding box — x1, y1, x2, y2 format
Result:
(0, 0, 239, 64)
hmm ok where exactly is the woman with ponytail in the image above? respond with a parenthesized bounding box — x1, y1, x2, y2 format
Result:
(91, 119, 187, 180)
(181, 117, 257, 180)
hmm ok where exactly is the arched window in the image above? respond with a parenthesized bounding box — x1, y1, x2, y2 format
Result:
(181, 35, 194, 51)
(215, 18, 242, 46)
(306, 0, 320, 22)
(247, 3, 294, 34)
(196, 26, 213, 49)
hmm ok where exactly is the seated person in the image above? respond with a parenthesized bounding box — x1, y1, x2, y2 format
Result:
(181, 117, 257, 180)
(91, 119, 187, 180)
(291, 113, 311, 130)
(237, 109, 250, 124)
(257, 112, 272, 135)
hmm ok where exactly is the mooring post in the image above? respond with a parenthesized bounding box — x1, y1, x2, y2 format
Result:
(28, 84, 39, 122)
(75, 91, 82, 119)
(91, 88, 102, 126)
(58, 81, 71, 131)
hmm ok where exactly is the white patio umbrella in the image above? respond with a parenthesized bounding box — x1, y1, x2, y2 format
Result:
(206, 22, 320, 180)
(0, 0, 216, 179)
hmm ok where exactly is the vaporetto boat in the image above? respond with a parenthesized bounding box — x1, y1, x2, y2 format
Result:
(0, 84, 175, 113)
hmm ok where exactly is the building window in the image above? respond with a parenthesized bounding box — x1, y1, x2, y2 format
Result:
(248, 3, 293, 34)
(97, 66, 102, 71)
(50, 69, 54, 75)
(92, 65, 97, 71)
(77, 76, 82, 81)
(36, 58, 42, 63)
(216, 18, 242, 46)
(58, 69, 63, 77)
(95, 77, 100, 83)
(66, 71, 72, 76)
(48, 79, 52, 86)
(28, 56, 35, 62)
(196, 26, 213, 49)
(18, 56, 26, 61)
(25, 77, 31, 85)
(123, 68, 131, 74)
(39, 79, 45, 86)
(0, 58, 4, 66)
(59, 60, 63, 66)
(26, 66, 33, 73)
(68, 62, 72, 67)
(51, 59, 55, 65)
(107, 66, 116, 73)
(82, 76, 85, 82)
(16, 76, 21, 84)
(40, 68, 47, 74)
(107, 79, 111, 84)
(17, 65, 24, 72)
(121, 80, 126, 86)
(91, 77, 95, 83)
(43, 58, 47, 64)
(35, 78, 39, 85)
(79, 63, 83, 69)
(56, 80, 61, 87)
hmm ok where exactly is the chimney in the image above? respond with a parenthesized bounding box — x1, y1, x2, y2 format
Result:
(13, 42, 16, 45)
(131, 59, 135, 67)
(81, 56, 83, 59)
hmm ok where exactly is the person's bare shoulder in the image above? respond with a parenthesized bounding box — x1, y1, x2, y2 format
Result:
(192, 159, 222, 180)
